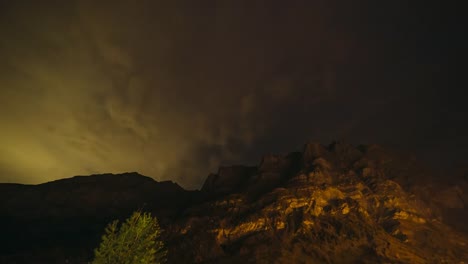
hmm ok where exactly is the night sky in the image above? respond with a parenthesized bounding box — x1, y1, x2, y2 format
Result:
(0, 1, 466, 189)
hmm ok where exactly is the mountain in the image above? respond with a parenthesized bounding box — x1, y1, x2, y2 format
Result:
(0, 172, 197, 263)
(0, 142, 467, 263)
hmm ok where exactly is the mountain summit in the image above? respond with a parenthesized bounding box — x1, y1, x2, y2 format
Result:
(1, 142, 467, 263)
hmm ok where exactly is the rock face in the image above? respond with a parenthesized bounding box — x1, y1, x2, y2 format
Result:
(0, 143, 467, 263)
(201, 166, 257, 195)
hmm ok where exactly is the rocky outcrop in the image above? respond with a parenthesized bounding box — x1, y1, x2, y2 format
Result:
(201, 166, 257, 195)
(165, 143, 468, 263)
(303, 142, 331, 168)
(0, 143, 467, 263)
(245, 152, 302, 196)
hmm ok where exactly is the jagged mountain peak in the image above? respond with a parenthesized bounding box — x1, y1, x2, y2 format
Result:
(168, 142, 467, 263)
(0, 142, 467, 263)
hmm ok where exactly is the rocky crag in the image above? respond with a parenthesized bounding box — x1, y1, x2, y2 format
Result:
(1, 142, 467, 263)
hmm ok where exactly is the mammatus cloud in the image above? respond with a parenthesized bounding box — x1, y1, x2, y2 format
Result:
(1, 1, 464, 188)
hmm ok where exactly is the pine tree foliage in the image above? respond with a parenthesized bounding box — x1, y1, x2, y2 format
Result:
(93, 211, 167, 264)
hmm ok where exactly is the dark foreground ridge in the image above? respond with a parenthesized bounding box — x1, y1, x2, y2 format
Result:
(1, 142, 467, 263)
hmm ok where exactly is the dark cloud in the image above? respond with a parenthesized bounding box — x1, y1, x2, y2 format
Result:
(0, 1, 466, 188)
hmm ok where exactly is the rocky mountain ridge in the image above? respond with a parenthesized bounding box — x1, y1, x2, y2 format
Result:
(0, 142, 467, 263)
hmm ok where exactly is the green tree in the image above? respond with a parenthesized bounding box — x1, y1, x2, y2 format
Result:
(93, 211, 167, 264)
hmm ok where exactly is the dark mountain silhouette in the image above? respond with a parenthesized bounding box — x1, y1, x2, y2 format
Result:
(0, 142, 467, 263)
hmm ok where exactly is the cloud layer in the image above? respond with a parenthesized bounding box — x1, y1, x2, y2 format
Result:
(0, 1, 465, 188)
